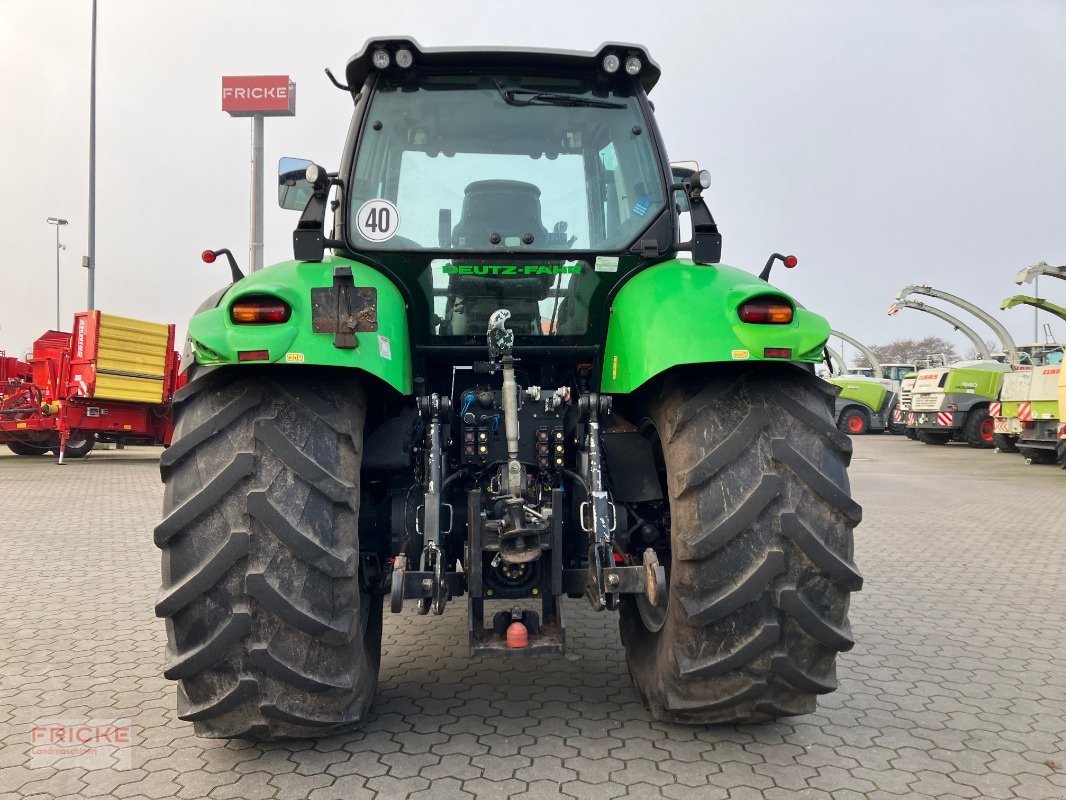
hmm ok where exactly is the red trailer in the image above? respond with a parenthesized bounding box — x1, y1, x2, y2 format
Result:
(0, 312, 184, 462)
(0, 351, 33, 399)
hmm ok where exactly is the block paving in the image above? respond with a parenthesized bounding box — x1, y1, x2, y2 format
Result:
(0, 436, 1063, 798)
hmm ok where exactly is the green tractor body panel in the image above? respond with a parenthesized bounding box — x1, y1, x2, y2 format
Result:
(600, 259, 830, 393)
(826, 375, 889, 412)
(943, 363, 1009, 398)
(187, 256, 413, 394)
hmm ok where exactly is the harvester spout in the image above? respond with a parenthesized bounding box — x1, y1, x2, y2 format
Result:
(1000, 295, 1066, 323)
(888, 298, 991, 360)
(1015, 261, 1066, 285)
(895, 284, 1016, 362)
(830, 330, 882, 378)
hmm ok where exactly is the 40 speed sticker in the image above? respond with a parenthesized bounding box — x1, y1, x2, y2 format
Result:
(356, 199, 399, 242)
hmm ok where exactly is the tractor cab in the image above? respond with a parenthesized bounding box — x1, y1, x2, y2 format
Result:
(282, 40, 721, 355)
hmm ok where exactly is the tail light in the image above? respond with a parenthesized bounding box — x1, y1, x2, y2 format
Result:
(738, 298, 793, 324)
(230, 296, 291, 324)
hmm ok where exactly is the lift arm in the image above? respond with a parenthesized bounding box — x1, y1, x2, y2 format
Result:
(895, 284, 1015, 362)
(830, 330, 882, 378)
(1015, 261, 1066, 285)
(887, 298, 991, 360)
(1000, 294, 1066, 323)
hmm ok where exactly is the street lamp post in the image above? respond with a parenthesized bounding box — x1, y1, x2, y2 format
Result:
(47, 217, 69, 329)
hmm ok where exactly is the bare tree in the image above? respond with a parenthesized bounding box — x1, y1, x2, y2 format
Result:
(849, 337, 959, 368)
(963, 339, 1000, 360)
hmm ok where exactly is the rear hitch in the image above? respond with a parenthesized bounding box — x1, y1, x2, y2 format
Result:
(485, 309, 550, 562)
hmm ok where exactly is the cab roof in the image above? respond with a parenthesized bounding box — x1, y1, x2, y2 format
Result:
(344, 38, 661, 95)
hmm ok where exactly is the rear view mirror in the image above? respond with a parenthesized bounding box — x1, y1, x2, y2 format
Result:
(278, 157, 314, 210)
(670, 160, 721, 264)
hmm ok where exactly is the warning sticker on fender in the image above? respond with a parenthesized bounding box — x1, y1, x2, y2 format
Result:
(731, 349, 750, 359)
(378, 335, 392, 361)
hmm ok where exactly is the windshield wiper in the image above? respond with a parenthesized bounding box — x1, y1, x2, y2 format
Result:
(491, 79, 626, 109)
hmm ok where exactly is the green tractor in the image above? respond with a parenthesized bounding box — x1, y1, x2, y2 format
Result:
(156, 39, 861, 739)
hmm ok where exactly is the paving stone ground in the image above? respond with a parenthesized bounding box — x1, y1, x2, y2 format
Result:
(0, 435, 1064, 799)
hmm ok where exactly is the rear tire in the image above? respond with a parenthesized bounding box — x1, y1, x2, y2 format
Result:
(904, 426, 918, 440)
(916, 429, 951, 445)
(837, 408, 869, 435)
(887, 405, 905, 435)
(962, 408, 994, 449)
(993, 433, 1019, 453)
(620, 366, 862, 724)
(7, 442, 51, 456)
(156, 368, 380, 739)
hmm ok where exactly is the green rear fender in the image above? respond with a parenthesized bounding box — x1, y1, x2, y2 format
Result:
(601, 259, 830, 393)
(187, 256, 413, 394)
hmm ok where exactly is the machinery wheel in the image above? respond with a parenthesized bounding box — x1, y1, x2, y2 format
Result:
(962, 409, 995, 449)
(156, 368, 381, 739)
(887, 405, 905, 435)
(7, 441, 51, 456)
(904, 426, 918, 441)
(58, 438, 95, 459)
(620, 366, 862, 724)
(1018, 447, 1055, 465)
(916, 429, 951, 445)
(837, 407, 869, 436)
(992, 433, 1019, 453)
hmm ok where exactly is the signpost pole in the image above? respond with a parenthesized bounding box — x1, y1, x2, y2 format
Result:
(250, 114, 264, 272)
(87, 0, 97, 309)
(221, 75, 295, 275)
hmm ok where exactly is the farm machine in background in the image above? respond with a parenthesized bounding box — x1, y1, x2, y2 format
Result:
(0, 312, 183, 461)
(156, 39, 863, 740)
(891, 284, 1025, 448)
(887, 297, 993, 441)
(0, 350, 32, 390)
(997, 261, 1066, 464)
(822, 330, 907, 435)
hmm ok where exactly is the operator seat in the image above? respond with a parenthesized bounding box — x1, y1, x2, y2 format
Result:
(443, 180, 554, 336)
(450, 180, 551, 248)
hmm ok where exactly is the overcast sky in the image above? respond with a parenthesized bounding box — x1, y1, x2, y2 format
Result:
(1, 0, 1064, 363)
